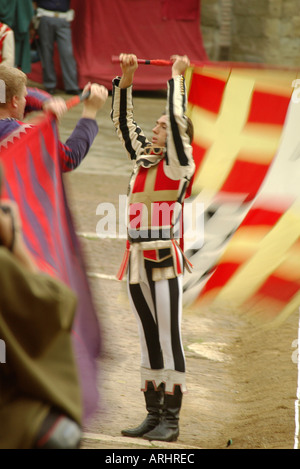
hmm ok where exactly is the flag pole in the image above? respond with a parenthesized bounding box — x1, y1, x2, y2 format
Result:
(39, 90, 91, 125)
(65, 90, 91, 110)
(111, 55, 300, 72)
(111, 55, 173, 66)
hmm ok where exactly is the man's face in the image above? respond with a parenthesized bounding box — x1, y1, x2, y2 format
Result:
(152, 114, 167, 147)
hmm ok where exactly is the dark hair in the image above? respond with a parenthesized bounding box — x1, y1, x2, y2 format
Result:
(185, 116, 194, 144)
(161, 112, 194, 144)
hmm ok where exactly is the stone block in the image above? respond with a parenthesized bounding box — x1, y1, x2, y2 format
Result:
(282, 0, 300, 18)
(234, 16, 266, 37)
(201, 1, 221, 28)
(263, 19, 280, 39)
(291, 17, 300, 38)
(233, 0, 270, 17)
(268, 0, 283, 18)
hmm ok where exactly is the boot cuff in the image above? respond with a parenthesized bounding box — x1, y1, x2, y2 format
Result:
(140, 367, 187, 394)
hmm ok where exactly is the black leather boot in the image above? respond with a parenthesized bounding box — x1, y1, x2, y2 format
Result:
(121, 382, 164, 438)
(143, 385, 182, 442)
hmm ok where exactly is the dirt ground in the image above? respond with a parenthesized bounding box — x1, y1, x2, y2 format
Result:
(52, 86, 300, 450)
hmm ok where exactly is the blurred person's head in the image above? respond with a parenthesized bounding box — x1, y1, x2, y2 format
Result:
(0, 65, 28, 120)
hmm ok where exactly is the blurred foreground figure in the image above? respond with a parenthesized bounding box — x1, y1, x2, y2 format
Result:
(0, 64, 108, 434)
(0, 164, 82, 449)
(0, 64, 108, 162)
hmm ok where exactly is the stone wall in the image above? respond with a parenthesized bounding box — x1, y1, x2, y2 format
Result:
(200, 0, 222, 61)
(200, 0, 300, 67)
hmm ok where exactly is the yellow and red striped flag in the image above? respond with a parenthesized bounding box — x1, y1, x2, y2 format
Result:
(183, 63, 300, 323)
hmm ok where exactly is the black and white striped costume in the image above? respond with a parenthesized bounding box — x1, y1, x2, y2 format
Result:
(111, 74, 195, 394)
